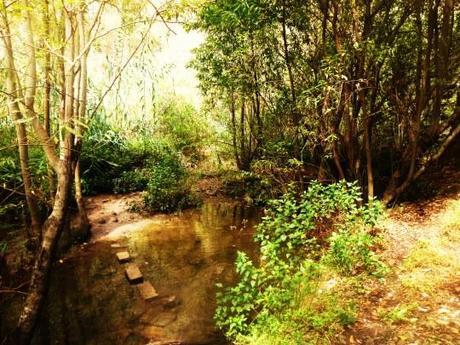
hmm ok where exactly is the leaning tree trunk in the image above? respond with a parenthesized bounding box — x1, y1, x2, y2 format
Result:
(382, 122, 460, 204)
(15, 146, 74, 344)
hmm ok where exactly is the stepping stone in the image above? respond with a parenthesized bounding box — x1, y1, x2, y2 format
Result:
(137, 281, 159, 300)
(163, 295, 178, 308)
(116, 251, 130, 263)
(125, 264, 143, 284)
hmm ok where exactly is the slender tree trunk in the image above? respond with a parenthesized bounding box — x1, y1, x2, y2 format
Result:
(359, 90, 374, 200)
(74, 9, 90, 237)
(1, 5, 41, 242)
(430, 0, 452, 138)
(43, 0, 55, 200)
(281, 0, 297, 124)
(7, 89, 41, 241)
(15, 148, 74, 344)
(240, 98, 249, 170)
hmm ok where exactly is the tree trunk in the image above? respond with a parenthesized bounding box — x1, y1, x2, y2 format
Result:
(1, 5, 41, 242)
(74, 161, 90, 237)
(382, 122, 460, 204)
(359, 90, 374, 200)
(74, 10, 90, 238)
(43, 0, 55, 200)
(8, 93, 41, 241)
(15, 150, 74, 344)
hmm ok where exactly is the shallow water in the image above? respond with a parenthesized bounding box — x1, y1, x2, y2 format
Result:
(34, 199, 261, 344)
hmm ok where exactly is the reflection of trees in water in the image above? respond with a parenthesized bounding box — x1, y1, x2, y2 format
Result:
(26, 201, 261, 345)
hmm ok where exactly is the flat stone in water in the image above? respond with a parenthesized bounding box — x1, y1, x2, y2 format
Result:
(137, 281, 159, 300)
(141, 326, 165, 340)
(110, 243, 126, 248)
(162, 295, 179, 309)
(125, 264, 143, 284)
(116, 251, 130, 263)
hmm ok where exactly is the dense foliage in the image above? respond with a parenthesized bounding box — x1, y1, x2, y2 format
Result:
(79, 113, 203, 212)
(191, 0, 460, 203)
(215, 181, 385, 342)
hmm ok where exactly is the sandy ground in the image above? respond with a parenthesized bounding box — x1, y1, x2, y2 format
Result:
(347, 168, 460, 344)
(85, 192, 146, 241)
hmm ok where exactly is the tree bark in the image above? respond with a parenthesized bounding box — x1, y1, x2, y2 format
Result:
(74, 9, 90, 237)
(43, 0, 55, 200)
(359, 90, 374, 200)
(1, 4, 41, 242)
(383, 121, 460, 204)
(15, 146, 74, 344)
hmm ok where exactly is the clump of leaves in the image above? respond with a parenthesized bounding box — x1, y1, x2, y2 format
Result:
(215, 181, 385, 340)
(379, 303, 418, 324)
(143, 146, 199, 212)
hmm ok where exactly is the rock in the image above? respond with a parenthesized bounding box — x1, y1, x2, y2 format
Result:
(113, 218, 119, 223)
(438, 306, 450, 314)
(153, 311, 177, 327)
(188, 258, 204, 266)
(125, 264, 143, 284)
(116, 251, 130, 263)
(142, 325, 165, 339)
(137, 281, 159, 300)
(163, 296, 179, 309)
(97, 218, 107, 224)
(215, 265, 225, 275)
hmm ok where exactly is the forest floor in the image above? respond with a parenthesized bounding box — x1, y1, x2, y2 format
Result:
(347, 164, 460, 344)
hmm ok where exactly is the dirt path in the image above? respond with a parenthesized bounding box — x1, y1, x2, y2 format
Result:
(85, 192, 146, 241)
(348, 183, 460, 344)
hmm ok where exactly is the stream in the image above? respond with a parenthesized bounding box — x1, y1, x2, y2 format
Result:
(31, 198, 260, 345)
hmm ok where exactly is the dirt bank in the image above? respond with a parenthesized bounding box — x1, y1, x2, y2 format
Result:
(347, 168, 460, 344)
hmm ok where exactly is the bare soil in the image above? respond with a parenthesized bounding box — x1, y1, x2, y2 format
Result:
(346, 167, 460, 344)
(85, 192, 145, 241)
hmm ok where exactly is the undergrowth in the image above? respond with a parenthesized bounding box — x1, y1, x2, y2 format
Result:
(80, 117, 200, 212)
(215, 181, 386, 344)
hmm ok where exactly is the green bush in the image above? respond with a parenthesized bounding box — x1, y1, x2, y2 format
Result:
(222, 171, 274, 205)
(157, 98, 210, 163)
(215, 181, 385, 341)
(143, 147, 198, 212)
(113, 169, 150, 194)
(80, 118, 135, 194)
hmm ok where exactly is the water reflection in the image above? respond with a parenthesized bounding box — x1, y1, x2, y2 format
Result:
(36, 199, 261, 345)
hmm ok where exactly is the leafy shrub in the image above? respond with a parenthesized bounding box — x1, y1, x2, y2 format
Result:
(327, 229, 385, 276)
(157, 98, 211, 164)
(143, 145, 199, 212)
(222, 171, 274, 205)
(80, 118, 135, 194)
(113, 169, 150, 194)
(215, 181, 385, 341)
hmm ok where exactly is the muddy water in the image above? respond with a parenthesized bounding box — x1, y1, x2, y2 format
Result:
(35, 199, 261, 345)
